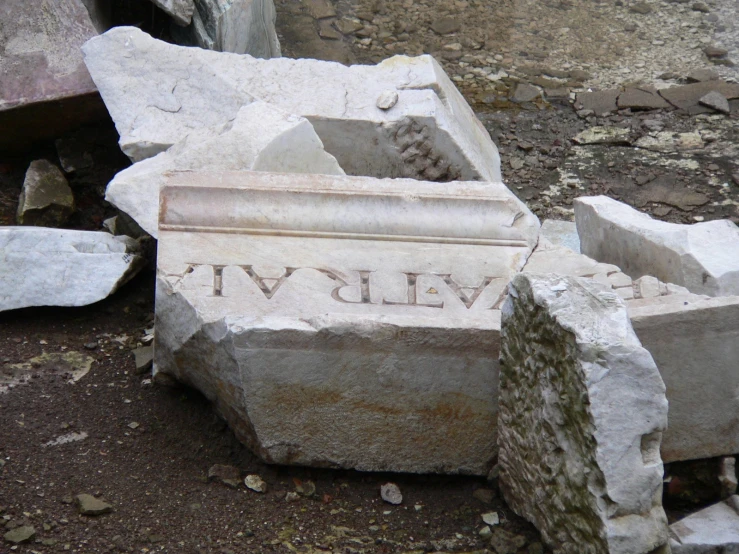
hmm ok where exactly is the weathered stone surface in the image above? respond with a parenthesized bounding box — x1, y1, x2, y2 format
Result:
(539, 219, 580, 253)
(191, 0, 280, 57)
(76, 494, 113, 515)
(698, 91, 730, 114)
(629, 294, 739, 462)
(82, 27, 503, 184)
(106, 101, 345, 237)
(150, 0, 195, 26)
(3, 525, 36, 544)
(618, 88, 671, 110)
(659, 81, 739, 110)
(154, 171, 539, 474)
(575, 196, 739, 296)
(17, 160, 75, 227)
(572, 127, 631, 145)
(669, 496, 739, 553)
(0, 228, 145, 312)
(499, 273, 669, 554)
(0, 0, 105, 151)
(574, 89, 619, 115)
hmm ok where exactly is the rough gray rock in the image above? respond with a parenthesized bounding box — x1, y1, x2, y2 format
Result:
(0, 228, 145, 312)
(380, 483, 403, 505)
(17, 160, 75, 227)
(669, 496, 739, 553)
(76, 494, 113, 515)
(499, 273, 669, 554)
(3, 525, 36, 544)
(698, 91, 730, 114)
(150, 0, 195, 25)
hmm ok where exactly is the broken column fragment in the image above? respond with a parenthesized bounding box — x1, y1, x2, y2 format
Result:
(0, 0, 106, 152)
(154, 171, 539, 474)
(106, 101, 345, 237)
(575, 196, 739, 297)
(81, 27, 501, 185)
(499, 273, 669, 554)
(0, 228, 145, 312)
(191, 0, 281, 57)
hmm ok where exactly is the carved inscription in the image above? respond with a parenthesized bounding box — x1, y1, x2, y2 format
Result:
(180, 264, 506, 310)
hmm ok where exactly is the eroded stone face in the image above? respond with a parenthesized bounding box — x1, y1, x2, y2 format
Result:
(575, 195, 739, 297)
(154, 171, 539, 474)
(81, 26, 501, 184)
(499, 273, 669, 554)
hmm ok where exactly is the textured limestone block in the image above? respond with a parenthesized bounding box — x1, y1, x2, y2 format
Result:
(575, 196, 739, 297)
(499, 273, 669, 554)
(629, 294, 739, 462)
(17, 160, 75, 227)
(669, 496, 739, 553)
(0, 228, 145, 311)
(106, 101, 344, 237)
(81, 26, 502, 186)
(150, 0, 195, 26)
(0, 0, 105, 151)
(192, 0, 280, 57)
(154, 171, 540, 474)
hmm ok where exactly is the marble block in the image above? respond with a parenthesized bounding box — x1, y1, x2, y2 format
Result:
(575, 196, 739, 297)
(629, 294, 739, 463)
(106, 101, 345, 238)
(154, 171, 539, 474)
(669, 496, 739, 553)
(81, 26, 502, 185)
(499, 273, 669, 554)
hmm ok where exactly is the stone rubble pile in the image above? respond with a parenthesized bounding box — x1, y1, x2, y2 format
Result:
(1, 15, 738, 554)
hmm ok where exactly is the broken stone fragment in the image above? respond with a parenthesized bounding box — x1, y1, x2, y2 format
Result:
(76, 494, 113, 515)
(207, 464, 241, 488)
(105, 101, 345, 238)
(572, 126, 631, 145)
(669, 495, 739, 553)
(244, 474, 267, 493)
(154, 170, 538, 474)
(133, 346, 154, 375)
(17, 160, 75, 227)
(81, 27, 503, 185)
(149, 0, 195, 26)
(575, 196, 739, 296)
(190, 0, 280, 57)
(0, 228, 145, 312)
(499, 273, 670, 554)
(698, 91, 730, 114)
(380, 483, 402, 505)
(3, 525, 36, 544)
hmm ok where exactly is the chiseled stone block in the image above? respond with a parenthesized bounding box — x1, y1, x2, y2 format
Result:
(82, 26, 501, 186)
(575, 196, 739, 297)
(154, 171, 539, 474)
(499, 273, 669, 554)
(629, 294, 739, 463)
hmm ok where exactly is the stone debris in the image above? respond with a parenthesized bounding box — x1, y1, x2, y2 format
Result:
(539, 220, 580, 253)
(572, 127, 631, 146)
(481, 512, 500, 526)
(154, 170, 539, 474)
(575, 196, 739, 297)
(628, 294, 739, 462)
(0, 228, 145, 312)
(380, 483, 402, 505)
(207, 464, 241, 488)
(17, 160, 75, 227)
(499, 273, 669, 554)
(190, 0, 281, 57)
(617, 88, 671, 110)
(686, 69, 720, 82)
(244, 474, 268, 493)
(150, 0, 195, 26)
(1, 351, 95, 393)
(698, 91, 730, 114)
(719, 458, 738, 499)
(133, 346, 154, 375)
(81, 27, 503, 185)
(75, 494, 113, 516)
(105, 101, 344, 237)
(658, 81, 739, 111)
(669, 495, 739, 553)
(0, 0, 104, 151)
(43, 432, 88, 447)
(3, 525, 36, 545)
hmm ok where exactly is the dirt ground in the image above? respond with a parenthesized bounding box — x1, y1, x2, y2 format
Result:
(2, 0, 738, 552)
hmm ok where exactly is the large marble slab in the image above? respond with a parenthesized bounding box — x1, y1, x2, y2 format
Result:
(154, 171, 539, 474)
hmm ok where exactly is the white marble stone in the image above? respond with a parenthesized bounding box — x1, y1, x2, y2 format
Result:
(539, 219, 580, 253)
(669, 496, 739, 553)
(192, 0, 280, 57)
(106, 102, 344, 238)
(151, 0, 195, 26)
(154, 171, 539, 474)
(81, 26, 502, 186)
(628, 293, 739, 463)
(575, 196, 739, 297)
(499, 273, 669, 554)
(0, 228, 145, 311)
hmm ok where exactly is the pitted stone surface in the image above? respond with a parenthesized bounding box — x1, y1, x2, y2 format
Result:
(575, 196, 739, 297)
(81, 27, 503, 186)
(154, 171, 539, 474)
(499, 273, 669, 554)
(105, 101, 344, 237)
